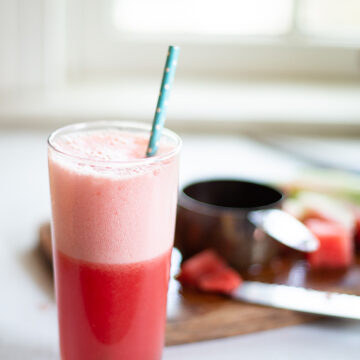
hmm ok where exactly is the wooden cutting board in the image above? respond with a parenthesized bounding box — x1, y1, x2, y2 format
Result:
(39, 223, 360, 346)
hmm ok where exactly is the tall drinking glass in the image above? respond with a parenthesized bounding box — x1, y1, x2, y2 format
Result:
(48, 121, 181, 360)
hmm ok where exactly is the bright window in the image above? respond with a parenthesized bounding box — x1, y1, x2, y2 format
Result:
(114, 0, 293, 36)
(113, 0, 360, 39)
(68, 0, 360, 80)
(299, 0, 360, 39)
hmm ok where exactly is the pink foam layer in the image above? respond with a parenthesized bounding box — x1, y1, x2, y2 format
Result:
(52, 130, 168, 162)
(49, 130, 179, 264)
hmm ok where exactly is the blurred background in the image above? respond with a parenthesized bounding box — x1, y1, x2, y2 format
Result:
(0, 0, 359, 135)
(1, 1, 360, 359)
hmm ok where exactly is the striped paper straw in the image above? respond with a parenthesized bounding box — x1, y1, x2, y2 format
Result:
(146, 45, 180, 157)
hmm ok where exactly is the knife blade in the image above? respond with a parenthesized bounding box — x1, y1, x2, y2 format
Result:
(232, 281, 360, 320)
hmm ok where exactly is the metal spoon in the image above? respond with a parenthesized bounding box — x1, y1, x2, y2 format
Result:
(248, 209, 319, 252)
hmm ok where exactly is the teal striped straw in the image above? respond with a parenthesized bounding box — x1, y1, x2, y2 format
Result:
(146, 45, 180, 157)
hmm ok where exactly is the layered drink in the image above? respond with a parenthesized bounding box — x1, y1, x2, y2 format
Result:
(48, 121, 180, 360)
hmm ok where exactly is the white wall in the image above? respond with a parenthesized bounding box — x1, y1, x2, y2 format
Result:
(0, 0, 65, 94)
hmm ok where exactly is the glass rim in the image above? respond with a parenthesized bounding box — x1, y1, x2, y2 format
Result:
(47, 120, 182, 166)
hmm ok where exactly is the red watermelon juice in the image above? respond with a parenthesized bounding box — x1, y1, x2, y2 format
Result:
(48, 122, 180, 360)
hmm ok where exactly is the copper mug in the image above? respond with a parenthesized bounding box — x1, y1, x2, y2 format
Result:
(175, 179, 318, 271)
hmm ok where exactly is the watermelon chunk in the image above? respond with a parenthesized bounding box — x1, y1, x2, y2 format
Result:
(305, 219, 353, 269)
(177, 250, 225, 286)
(177, 249, 242, 294)
(198, 267, 243, 294)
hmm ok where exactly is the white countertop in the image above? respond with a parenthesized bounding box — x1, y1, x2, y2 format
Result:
(1, 129, 359, 359)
